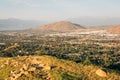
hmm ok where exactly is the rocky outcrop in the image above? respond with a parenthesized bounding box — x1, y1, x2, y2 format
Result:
(5, 56, 52, 80)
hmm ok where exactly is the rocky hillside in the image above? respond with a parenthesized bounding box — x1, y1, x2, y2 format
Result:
(0, 56, 119, 80)
(34, 21, 85, 32)
(107, 25, 120, 34)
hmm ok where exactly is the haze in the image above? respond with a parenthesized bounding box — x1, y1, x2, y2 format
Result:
(0, 0, 120, 30)
(0, 0, 120, 20)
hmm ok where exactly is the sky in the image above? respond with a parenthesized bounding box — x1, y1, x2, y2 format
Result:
(0, 0, 120, 21)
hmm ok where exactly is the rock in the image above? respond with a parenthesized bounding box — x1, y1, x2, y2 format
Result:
(23, 64, 28, 70)
(5, 60, 9, 65)
(43, 65, 51, 70)
(12, 61, 18, 67)
(20, 68, 24, 72)
(10, 77, 15, 80)
(31, 58, 40, 64)
(28, 67, 36, 71)
(96, 69, 107, 77)
(0, 65, 4, 68)
(23, 71, 28, 75)
(39, 63, 45, 67)
(10, 70, 15, 74)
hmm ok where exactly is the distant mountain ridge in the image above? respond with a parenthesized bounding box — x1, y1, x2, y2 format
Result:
(34, 21, 85, 32)
(0, 18, 44, 31)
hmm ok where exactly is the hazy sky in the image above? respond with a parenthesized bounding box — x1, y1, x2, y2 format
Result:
(0, 0, 120, 21)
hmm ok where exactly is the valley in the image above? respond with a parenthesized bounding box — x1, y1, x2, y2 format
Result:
(1, 0, 120, 79)
(0, 21, 120, 80)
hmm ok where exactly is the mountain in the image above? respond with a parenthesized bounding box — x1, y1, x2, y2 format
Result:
(0, 18, 45, 31)
(34, 21, 85, 32)
(107, 25, 120, 34)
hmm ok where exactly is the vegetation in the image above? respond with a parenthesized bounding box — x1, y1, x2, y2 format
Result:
(0, 56, 120, 80)
(0, 31, 120, 79)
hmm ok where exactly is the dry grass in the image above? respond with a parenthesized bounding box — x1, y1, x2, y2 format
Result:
(0, 56, 120, 80)
(36, 55, 120, 80)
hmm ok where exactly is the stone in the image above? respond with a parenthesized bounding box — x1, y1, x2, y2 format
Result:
(23, 71, 28, 75)
(28, 67, 36, 71)
(10, 71, 14, 74)
(5, 60, 9, 65)
(39, 63, 45, 67)
(23, 64, 28, 70)
(43, 65, 51, 70)
(31, 58, 40, 64)
(20, 68, 24, 71)
(96, 69, 107, 77)
(0, 65, 4, 68)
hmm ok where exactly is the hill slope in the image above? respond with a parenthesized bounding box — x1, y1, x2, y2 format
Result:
(107, 25, 120, 34)
(0, 56, 119, 80)
(34, 21, 84, 32)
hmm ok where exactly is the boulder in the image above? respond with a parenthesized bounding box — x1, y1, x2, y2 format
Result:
(96, 69, 107, 77)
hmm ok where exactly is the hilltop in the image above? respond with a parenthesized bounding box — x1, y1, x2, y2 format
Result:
(0, 56, 119, 80)
(33, 21, 85, 32)
(107, 25, 120, 34)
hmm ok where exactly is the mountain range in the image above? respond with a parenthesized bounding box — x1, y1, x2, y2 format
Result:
(0, 18, 44, 31)
(0, 18, 120, 32)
